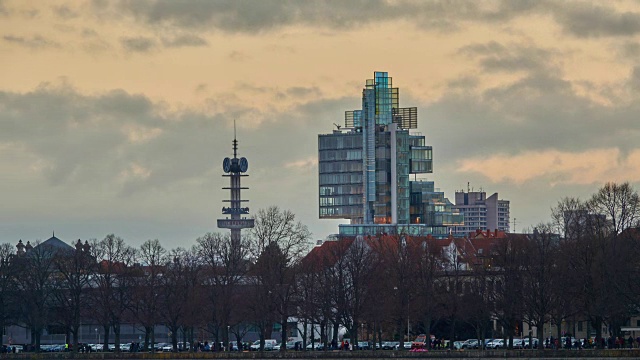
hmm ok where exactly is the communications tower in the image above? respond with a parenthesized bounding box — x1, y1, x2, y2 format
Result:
(217, 124, 254, 243)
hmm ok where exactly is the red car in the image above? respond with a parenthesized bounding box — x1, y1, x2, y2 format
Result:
(411, 334, 428, 349)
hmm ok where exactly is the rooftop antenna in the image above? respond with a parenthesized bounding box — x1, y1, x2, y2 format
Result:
(513, 217, 517, 233)
(233, 120, 238, 158)
(467, 182, 470, 193)
(333, 123, 341, 130)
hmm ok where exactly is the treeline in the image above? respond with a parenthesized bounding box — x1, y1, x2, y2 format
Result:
(1, 183, 639, 353)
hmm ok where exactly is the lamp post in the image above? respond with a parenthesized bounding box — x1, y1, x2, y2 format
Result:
(407, 292, 411, 343)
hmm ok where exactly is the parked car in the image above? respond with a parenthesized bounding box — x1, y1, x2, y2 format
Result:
(487, 339, 504, 349)
(411, 334, 428, 349)
(306, 342, 324, 350)
(511, 339, 524, 349)
(153, 343, 168, 351)
(382, 341, 399, 350)
(357, 341, 370, 350)
(394, 342, 412, 350)
(453, 341, 464, 350)
(250, 339, 277, 351)
(461, 339, 479, 349)
(285, 340, 302, 350)
(523, 338, 539, 348)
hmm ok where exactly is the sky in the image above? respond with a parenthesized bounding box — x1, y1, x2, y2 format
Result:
(2, 0, 640, 250)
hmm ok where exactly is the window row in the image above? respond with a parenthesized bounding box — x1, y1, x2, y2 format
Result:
(319, 195, 362, 206)
(319, 173, 363, 185)
(319, 161, 363, 173)
(410, 159, 433, 173)
(319, 206, 363, 217)
(318, 135, 362, 150)
(319, 185, 363, 196)
(319, 150, 362, 161)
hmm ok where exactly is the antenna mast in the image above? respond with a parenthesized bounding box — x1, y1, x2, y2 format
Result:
(233, 120, 238, 158)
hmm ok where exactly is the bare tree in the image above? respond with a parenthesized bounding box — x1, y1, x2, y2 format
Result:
(489, 234, 526, 349)
(161, 247, 200, 352)
(14, 241, 56, 351)
(296, 246, 331, 350)
(0, 243, 17, 346)
(131, 239, 166, 351)
(197, 231, 250, 350)
(552, 197, 589, 243)
(435, 238, 471, 349)
(91, 234, 136, 352)
(371, 234, 417, 350)
(248, 206, 311, 351)
(52, 239, 95, 351)
(521, 225, 558, 350)
(331, 236, 376, 349)
(460, 264, 492, 349)
(589, 182, 640, 235)
(413, 238, 441, 346)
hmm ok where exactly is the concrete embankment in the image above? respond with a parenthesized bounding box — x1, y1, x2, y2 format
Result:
(3, 350, 640, 360)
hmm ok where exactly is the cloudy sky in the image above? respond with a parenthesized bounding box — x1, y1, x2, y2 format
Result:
(2, 0, 640, 249)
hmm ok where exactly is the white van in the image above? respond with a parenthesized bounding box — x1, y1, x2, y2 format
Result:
(250, 339, 277, 351)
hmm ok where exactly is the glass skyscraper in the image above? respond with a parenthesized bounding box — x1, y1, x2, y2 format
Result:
(318, 72, 462, 238)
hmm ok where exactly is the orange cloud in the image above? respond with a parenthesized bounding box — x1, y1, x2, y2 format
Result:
(457, 148, 640, 185)
(284, 157, 317, 171)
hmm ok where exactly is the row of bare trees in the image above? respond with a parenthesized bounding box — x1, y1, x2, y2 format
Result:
(1, 183, 640, 352)
(296, 182, 640, 350)
(0, 206, 312, 353)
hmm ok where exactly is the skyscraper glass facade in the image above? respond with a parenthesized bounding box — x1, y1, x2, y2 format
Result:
(319, 72, 462, 238)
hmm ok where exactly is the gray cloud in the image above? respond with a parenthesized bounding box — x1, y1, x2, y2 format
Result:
(53, 5, 78, 19)
(82, 28, 98, 38)
(97, 0, 538, 34)
(120, 36, 156, 52)
(3, 34, 60, 49)
(0, 82, 352, 192)
(423, 69, 640, 164)
(550, 2, 640, 38)
(229, 50, 251, 61)
(447, 75, 479, 89)
(91, 0, 640, 40)
(457, 41, 561, 74)
(286, 86, 321, 98)
(161, 34, 208, 47)
(618, 41, 640, 59)
(0, 82, 359, 245)
(629, 66, 640, 91)
(0, 0, 8, 16)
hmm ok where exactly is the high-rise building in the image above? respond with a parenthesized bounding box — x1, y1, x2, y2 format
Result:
(318, 71, 462, 238)
(451, 190, 510, 237)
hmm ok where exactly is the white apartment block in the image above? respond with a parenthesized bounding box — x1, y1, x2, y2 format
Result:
(451, 190, 510, 237)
